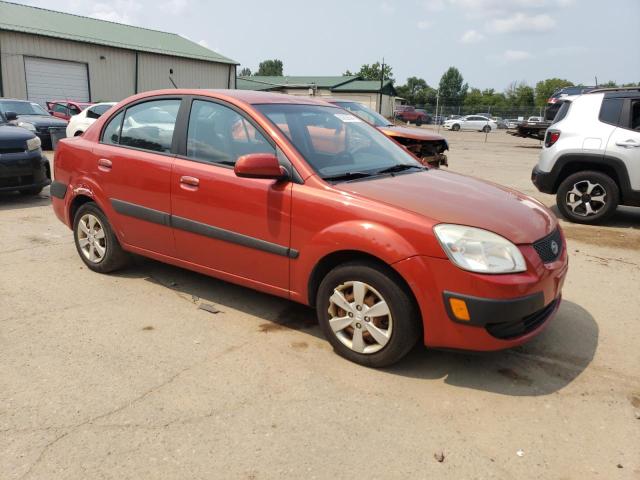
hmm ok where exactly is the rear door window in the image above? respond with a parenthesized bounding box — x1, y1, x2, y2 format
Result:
(599, 98, 624, 126)
(102, 111, 124, 145)
(552, 101, 571, 124)
(119, 99, 181, 153)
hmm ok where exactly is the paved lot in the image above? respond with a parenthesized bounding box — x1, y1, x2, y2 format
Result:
(1, 131, 639, 479)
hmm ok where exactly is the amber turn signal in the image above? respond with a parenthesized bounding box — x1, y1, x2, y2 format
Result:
(449, 298, 471, 321)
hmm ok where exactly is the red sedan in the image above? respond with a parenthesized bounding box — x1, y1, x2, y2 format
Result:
(47, 100, 94, 120)
(50, 89, 568, 367)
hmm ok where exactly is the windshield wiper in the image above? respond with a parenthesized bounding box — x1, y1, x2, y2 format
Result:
(376, 164, 425, 175)
(322, 171, 374, 182)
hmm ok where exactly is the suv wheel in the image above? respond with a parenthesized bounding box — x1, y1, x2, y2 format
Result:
(316, 261, 420, 367)
(556, 171, 619, 224)
(73, 202, 129, 272)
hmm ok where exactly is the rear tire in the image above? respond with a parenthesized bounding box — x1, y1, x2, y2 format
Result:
(316, 261, 420, 368)
(451, 124, 460, 131)
(482, 125, 491, 133)
(73, 202, 129, 273)
(556, 171, 619, 224)
(415, 118, 423, 127)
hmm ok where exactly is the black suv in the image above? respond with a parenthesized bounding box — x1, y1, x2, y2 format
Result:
(0, 99, 67, 149)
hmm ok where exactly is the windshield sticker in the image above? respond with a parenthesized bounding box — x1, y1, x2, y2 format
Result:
(334, 113, 362, 123)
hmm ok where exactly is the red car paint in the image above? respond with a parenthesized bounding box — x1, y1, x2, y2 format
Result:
(51, 89, 568, 352)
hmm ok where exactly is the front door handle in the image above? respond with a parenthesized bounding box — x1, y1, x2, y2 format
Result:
(179, 176, 200, 190)
(97, 158, 112, 172)
(616, 140, 640, 148)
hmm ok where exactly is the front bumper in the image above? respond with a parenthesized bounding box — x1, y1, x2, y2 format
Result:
(0, 149, 50, 192)
(393, 234, 568, 351)
(531, 165, 556, 194)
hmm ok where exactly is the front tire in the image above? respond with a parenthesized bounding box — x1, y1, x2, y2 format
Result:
(451, 124, 460, 131)
(482, 125, 491, 133)
(556, 171, 619, 224)
(415, 118, 423, 127)
(73, 202, 129, 272)
(316, 261, 420, 367)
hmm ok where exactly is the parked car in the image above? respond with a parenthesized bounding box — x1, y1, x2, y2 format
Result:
(506, 118, 521, 129)
(47, 100, 94, 121)
(493, 117, 509, 129)
(532, 87, 640, 224)
(66, 102, 116, 137)
(443, 115, 497, 132)
(51, 89, 567, 367)
(0, 111, 50, 195)
(325, 99, 448, 167)
(415, 109, 432, 124)
(395, 106, 430, 126)
(0, 99, 68, 149)
(545, 86, 597, 122)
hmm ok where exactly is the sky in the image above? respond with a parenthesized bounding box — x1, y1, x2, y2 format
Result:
(12, 0, 640, 91)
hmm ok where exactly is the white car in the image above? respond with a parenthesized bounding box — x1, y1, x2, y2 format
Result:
(66, 102, 116, 137)
(443, 115, 497, 132)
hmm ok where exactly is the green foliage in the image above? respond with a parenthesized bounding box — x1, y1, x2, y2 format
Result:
(239, 67, 251, 77)
(344, 62, 394, 82)
(256, 59, 283, 76)
(534, 78, 573, 106)
(396, 76, 436, 106)
(438, 67, 468, 106)
(506, 81, 535, 107)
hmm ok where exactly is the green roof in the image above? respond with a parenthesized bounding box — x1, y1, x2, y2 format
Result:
(235, 78, 283, 91)
(333, 80, 397, 95)
(0, 1, 238, 64)
(242, 76, 359, 89)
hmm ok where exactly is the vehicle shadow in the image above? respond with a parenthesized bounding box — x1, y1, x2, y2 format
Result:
(117, 257, 597, 396)
(384, 300, 598, 396)
(0, 188, 51, 211)
(551, 205, 640, 230)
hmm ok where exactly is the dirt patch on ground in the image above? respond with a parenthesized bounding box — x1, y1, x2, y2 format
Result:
(561, 224, 640, 251)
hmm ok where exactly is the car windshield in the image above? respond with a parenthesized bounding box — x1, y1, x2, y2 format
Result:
(256, 104, 423, 181)
(0, 101, 48, 116)
(334, 101, 391, 127)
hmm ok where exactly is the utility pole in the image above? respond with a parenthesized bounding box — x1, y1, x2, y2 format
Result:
(378, 58, 385, 114)
(435, 89, 441, 133)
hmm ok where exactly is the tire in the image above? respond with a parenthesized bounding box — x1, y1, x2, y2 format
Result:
(19, 186, 43, 195)
(556, 171, 619, 224)
(415, 118, 423, 127)
(451, 124, 460, 131)
(316, 261, 420, 368)
(73, 202, 129, 273)
(482, 125, 491, 133)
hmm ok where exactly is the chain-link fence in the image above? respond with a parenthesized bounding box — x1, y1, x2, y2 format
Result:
(392, 104, 547, 125)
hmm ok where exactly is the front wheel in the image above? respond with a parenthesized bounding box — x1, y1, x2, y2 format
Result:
(73, 202, 130, 272)
(482, 125, 491, 133)
(316, 261, 420, 367)
(415, 118, 423, 127)
(451, 124, 460, 131)
(556, 171, 619, 224)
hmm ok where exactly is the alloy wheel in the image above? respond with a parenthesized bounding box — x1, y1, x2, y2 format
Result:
(327, 281, 393, 354)
(77, 213, 107, 263)
(566, 180, 607, 217)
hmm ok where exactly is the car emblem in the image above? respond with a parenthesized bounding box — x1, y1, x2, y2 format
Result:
(550, 240, 559, 255)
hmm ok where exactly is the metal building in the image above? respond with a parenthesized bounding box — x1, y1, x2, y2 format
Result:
(0, 1, 238, 106)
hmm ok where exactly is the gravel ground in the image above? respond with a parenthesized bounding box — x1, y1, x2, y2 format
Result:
(1, 131, 638, 479)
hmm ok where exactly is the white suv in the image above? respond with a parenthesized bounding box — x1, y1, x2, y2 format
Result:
(532, 88, 640, 224)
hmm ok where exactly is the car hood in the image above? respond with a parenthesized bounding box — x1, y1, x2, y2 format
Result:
(377, 125, 447, 143)
(336, 169, 557, 244)
(0, 124, 35, 143)
(16, 115, 68, 127)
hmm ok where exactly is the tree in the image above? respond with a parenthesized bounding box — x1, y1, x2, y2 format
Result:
(534, 78, 573, 106)
(506, 81, 535, 108)
(344, 62, 394, 82)
(239, 67, 252, 77)
(256, 59, 283, 76)
(438, 67, 468, 106)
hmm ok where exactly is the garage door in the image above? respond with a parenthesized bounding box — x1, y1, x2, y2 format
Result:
(24, 57, 90, 107)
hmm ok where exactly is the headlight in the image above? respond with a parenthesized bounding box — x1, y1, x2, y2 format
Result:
(433, 224, 526, 274)
(18, 121, 36, 132)
(26, 136, 41, 151)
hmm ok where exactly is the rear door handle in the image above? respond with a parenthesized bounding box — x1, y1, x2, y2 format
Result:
(179, 175, 200, 190)
(97, 158, 112, 171)
(616, 140, 640, 148)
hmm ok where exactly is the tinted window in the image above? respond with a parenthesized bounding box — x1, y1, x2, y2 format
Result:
(186, 100, 274, 165)
(69, 105, 81, 115)
(631, 100, 640, 131)
(53, 103, 68, 114)
(120, 99, 180, 153)
(102, 111, 124, 145)
(88, 104, 114, 119)
(599, 98, 624, 126)
(552, 101, 571, 124)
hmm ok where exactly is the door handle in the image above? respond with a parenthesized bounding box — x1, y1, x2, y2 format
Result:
(616, 140, 640, 148)
(179, 176, 200, 188)
(97, 158, 112, 171)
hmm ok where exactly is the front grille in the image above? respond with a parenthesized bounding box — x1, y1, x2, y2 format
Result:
(0, 147, 25, 154)
(533, 228, 562, 263)
(486, 299, 558, 340)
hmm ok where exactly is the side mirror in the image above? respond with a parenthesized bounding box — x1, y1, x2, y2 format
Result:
(234, 153, 288, 180)
(5, 111, 18, 122)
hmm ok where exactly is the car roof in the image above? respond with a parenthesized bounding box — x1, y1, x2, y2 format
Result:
(206, 89, 333, 106)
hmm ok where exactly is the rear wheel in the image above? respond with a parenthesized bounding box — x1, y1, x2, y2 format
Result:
(316, 261, 420, 367)
(556, 171, 619, 224)
(482, 125, 491, 133)
(415, 118, 423, 127)
(451, 124, 460, 131)
(73, 202, 129, 272)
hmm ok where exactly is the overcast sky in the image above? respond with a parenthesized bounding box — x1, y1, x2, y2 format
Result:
(14, 0, 640, 90)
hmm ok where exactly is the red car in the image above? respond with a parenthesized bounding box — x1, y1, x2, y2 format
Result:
(325, 99, 448, 167)
(51, 89, 568, 367)
(47, 100, 94, 121)
(394, 105, 430, 126)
